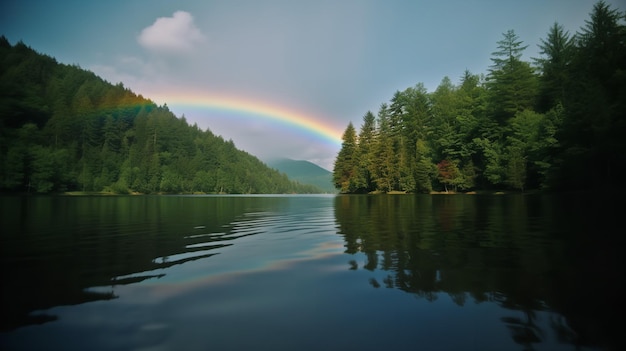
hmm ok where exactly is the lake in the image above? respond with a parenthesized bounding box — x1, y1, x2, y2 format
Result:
(0, 193, 622, 351)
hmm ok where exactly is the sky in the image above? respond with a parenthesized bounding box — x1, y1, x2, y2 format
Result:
(1, 0, 624, 170)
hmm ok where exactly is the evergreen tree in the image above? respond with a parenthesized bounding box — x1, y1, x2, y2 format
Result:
(558, 1, 626, 189)
(356, 111, 377, 192)
(487, 30, 538, 124)
(392, 84, 433, 192)
(333, 122, 359, 193)
(430, 76, 462, 161)
(371, 103, 397, 192)
(456, 70, 486, 183)
(534, 22, 575, 112)
(414, 139, 437, 193)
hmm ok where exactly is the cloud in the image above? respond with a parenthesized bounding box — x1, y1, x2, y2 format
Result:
(137, 11, 205, 53)
(89, 55, 164, 93)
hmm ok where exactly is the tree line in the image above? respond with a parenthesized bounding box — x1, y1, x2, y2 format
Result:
(333, 1, 625, 193)
(0, 37, 321, 194)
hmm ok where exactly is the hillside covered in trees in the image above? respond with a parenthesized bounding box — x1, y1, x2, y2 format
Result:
(268, 158, 335, 193)
(0, 37, 322, 194)
(333, 1, 625, 194)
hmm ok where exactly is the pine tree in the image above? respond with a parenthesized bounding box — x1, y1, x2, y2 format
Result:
(487, 30, 538, 124)
(430, 76, 462, 161)
(534, 22, 574, 112)
(371, 103, 397, 192)
(558, 0, 626, 189)
(333, 122, 359, 193)
(356, 111, 377, 192)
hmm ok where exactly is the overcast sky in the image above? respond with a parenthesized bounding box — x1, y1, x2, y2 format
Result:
(1, 0, 623, 170)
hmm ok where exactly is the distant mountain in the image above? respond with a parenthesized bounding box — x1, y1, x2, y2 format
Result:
(268, 158, 336, 193)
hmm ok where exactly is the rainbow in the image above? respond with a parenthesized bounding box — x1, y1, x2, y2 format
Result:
(149, 93, 344, 146)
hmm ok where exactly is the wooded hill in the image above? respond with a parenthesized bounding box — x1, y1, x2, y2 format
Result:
(268, 158, 335, 193)
(0, 37, 322, 194)
(333, 1, 625, 193)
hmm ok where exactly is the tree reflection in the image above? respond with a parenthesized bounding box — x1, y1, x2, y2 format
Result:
(0, 195, 276, 331)
(369, 278, 381, 288)
(502, 311, 544, 351)
(334, 193, 623, 350)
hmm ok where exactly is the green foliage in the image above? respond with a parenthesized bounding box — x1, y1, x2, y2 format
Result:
(555, 0, 626, 190)
(355, 111, 377, 192)
(30, 145, 72, 192)
(371, 103, 398, 192)
(486, 30, 538, 124)
(333, 122, 359, 193)
(473, 137, 504, 186)
(534, 22, 575, 111)
(333, 1, 625, 193)
(437, 159, 462, 192)
(0, 37, 323, 194)
(268, 159, 335, 193)
(505, 146, 526, 191)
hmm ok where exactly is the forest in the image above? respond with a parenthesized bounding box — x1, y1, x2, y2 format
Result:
(0, 37, 322, 194)
(333, 1, 625, 193)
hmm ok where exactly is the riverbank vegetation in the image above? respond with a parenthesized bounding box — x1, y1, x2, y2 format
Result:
(333, 1, 625, 194)
(0, 38, 322, 194)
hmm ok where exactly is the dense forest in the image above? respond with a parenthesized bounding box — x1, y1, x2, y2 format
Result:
(0, 37, 323, 194)
(333, 1, 625, 193)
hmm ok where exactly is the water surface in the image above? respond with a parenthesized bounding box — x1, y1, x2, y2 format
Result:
(0, 194, 622, 350)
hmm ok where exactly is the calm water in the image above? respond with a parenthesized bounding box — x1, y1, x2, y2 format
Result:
(0, 194, 622, 351)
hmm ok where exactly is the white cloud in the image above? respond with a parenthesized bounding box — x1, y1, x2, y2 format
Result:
(137, 11, 205, 53)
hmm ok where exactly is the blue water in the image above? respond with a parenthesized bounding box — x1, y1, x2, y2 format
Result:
(0, 194, 621, 350)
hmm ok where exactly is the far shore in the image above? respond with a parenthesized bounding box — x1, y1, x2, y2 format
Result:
(0, 189, 549, 196)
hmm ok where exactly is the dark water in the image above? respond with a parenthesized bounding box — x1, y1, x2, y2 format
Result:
(0, 194, 622, 351)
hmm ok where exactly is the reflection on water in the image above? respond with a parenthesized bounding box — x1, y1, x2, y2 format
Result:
(0, 195, 294, 331)
(0, 193, 623, 351)
(334, 194, 623, 351)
